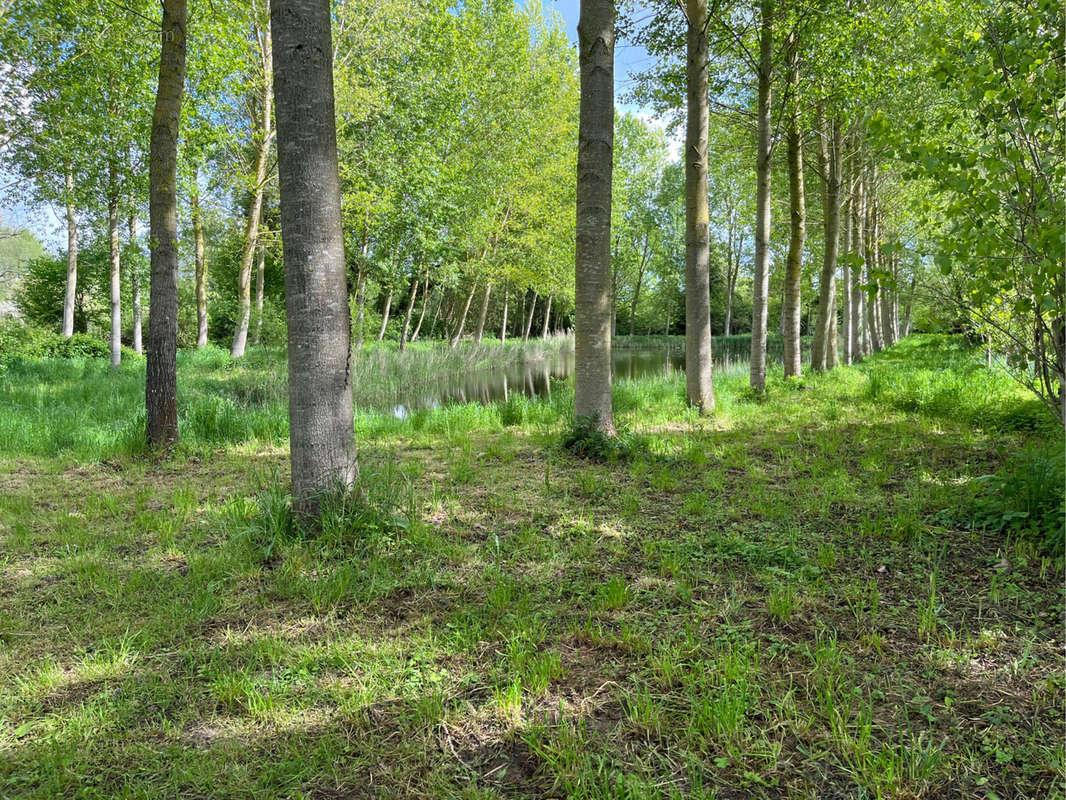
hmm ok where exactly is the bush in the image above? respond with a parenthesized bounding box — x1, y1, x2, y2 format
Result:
(0, 319, 108, 363)
(561, 413, 644, 461)
(971, 444, 1065, 557)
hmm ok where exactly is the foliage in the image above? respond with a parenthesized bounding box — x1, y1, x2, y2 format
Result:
(0, 318, 108, 363)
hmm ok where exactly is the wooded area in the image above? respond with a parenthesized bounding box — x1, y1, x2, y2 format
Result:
(0, 0, 1062, 797)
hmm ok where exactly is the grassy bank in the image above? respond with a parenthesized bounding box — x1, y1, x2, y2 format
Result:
(0, 336, 1062, 798)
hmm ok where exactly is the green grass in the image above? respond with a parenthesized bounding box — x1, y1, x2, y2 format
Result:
(0, 335, 1062, 798)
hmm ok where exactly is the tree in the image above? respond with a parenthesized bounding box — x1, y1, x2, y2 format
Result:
(781, 28, 804, 378)
(145, 0, 187, 448)
(574, 0, 616, 433)
(270, 0, 357, 513)
(749, 0, 774, 393)
(683, 0, 714, 411)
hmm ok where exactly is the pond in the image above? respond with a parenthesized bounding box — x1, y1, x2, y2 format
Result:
(384, 336, 807, 417)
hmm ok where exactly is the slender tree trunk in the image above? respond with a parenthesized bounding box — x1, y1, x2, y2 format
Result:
(850, 170, 864, 360)
(684, 0, 715, 411)
(231, 23, 274, 359)
(377, 287, 392, 341)
(902, 274, 916, 337)
(812, 111, 843, 372)
(516, 291, 526, 340)
(129, 213, 142, 354)
(252, 239, 266, 345)
(840, 186, 852, 366)
(500, 285, 509, 343)
(410, 278, 431, 342)
(192, 172, 208, 348)
(879, 233, 894, 347)
(541, 295, 553, 338)
(750, 0, 773, 393)
(724, 209, 737, 336)
(782, 34, 804, 378)
(270, 0, 356, 513)
(865, 183, 884, 353)
(474, 281, 492, 344)
(523, 292, 537, 341)
(145, 0, 186, 448)
(108, 168, 122, 367)
(399, 274, 419, 351)
(62, 169, 77, 338)
(449, 281, 477, 347)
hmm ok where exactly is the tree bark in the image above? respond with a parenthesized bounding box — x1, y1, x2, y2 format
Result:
(523, 292, 537, 341)
(574, 0, 616, 432)
(252, 239, 266, 345)
(865, 184, 884, 353)
(129, 213, 142, 354)
(231, 19, 274, 359)
(62, 169, 77, 338)
(850, 169, 864, 360)
(782, 33, 804, 378)
(377, 286, 392, 341)
(399, 274, 420, 351)
(449, 281, 477, 347)
(192, 172, 208, 348)
(410, 278, 431, 342)
(270, 0, 356, 513)
(724, 208, 739, 336)
(108, 166, 122, 367)
(749, 0, 773, 393)
(684, 0, 715, 411)
(812, 111, 843, 372)
(541, 295, 553, 338)
(840, 183, 852, 365)
(474, 281, 492, 344)
(500, 284, 509, 343)
(145, 0, 186, 449)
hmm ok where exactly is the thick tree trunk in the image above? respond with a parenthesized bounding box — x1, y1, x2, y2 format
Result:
(523, 292, 537, 341)
(252, 240, 266, 345)
(782, 35, 804, 379)
(145, 0, 186, 448)
(377, 287, 392, 341)
(231, 24, 273, 359)
(129, 213, 142, 354)
(750, 0, 773, 393)
(684, 0, 715, 411)
(541, 295, 553, 338)
(270, 0, 356, 513)
(108, 168, 122, 367)
(192, 175, 208, 348)
(399, 274, 419, 351)
(812, 111, 843, 372)
(449, 281, 477, 347)
(62, 170, 77, 338)
(410, 278, 431, 342)
(474, 281, 492, 344)
(500, 285, 509, 343)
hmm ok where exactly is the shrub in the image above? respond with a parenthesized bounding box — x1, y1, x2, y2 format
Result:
(561, 414, 644, 461)
(0, 319, 107, 363)
(971, 444, 1065, 557)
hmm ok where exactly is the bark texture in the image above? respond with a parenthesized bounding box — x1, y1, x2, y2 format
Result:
(108, 166, 122, 367)
(782, 34, 804, 378)
(252, 240, 266, 345)
(270, 0, 356, 512)
(129, 213, 142, 354)
(145, 0, 186, 448)
(377, 287, 392, 341)
(574, 0, 616, 432)
(62, 169, 77, 338)
(749, 0, 773, 392)
(684, 0, 715, 412)
(812, 112, 843, 372)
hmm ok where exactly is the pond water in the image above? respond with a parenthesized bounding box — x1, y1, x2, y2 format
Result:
(385, 337, 802, 417)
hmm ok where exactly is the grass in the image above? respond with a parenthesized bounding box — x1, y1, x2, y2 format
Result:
(0, 335, 1062, 798)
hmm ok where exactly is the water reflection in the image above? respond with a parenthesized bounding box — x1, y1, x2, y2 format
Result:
(382, 338, 786, 418)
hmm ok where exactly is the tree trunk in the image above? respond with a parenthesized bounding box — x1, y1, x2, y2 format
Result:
(684, 0, 715, 412)
(192, 172, 208, 348)
(541, 295, 553, 338)
(812, 111, 843, 372)
(628, 235, 649, 337)
(574, 0, 616, 432)
(377, 287, 392, 341)
(270, 0, 356, 513)
(840, 186, 852, 366)
(782, 34, 804, 378)
(474, 281, 492, 344)
(902, 274, 916, 337)
(353, 266, 366, 351)
(231, 23, 274, 359)
(62, 169, 77, 338)
(750, 0, 773, 393)
(850, 170, 864, 360)
(399, 274, 420, 351)
(879, 232, 894, 348)
(108, 167, 122, 367)
(129, 213, 142, 354)
(145, 0, 186, 449)
(865, 183, 884, 353)
(523, 292, 537, 341)
(252, 239, 266, 345)
(500, 285, 509, 343)
(516, 291, 526, 340)
(724, 209, 738, 336)
(449, 281, 477, 347)
(410, 278, 431, 342)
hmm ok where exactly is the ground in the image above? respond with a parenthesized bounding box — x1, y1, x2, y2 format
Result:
(0, 336, 1062, 799)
